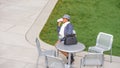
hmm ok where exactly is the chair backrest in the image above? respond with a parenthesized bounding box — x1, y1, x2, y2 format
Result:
(35, 38, 42, 55)
(96, 32, 113, 51)
(46, 56, 65, 68)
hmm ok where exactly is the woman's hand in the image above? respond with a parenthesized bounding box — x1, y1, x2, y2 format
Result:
(57, 18, 63, 26)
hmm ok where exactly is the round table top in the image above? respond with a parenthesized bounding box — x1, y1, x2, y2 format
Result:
(56, 42, 85, 53)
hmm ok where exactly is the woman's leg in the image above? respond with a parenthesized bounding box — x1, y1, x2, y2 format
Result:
(60, 51, 68, 57)
(55, 40, 74, 64)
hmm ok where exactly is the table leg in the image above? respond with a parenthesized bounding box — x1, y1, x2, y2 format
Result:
(56, 49, 59, 57)
(68, 53, 71, 68)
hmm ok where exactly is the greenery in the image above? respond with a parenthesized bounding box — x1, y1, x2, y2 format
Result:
(40, 0, 120, 56)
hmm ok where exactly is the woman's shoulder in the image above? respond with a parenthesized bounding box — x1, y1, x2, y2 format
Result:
(67, 23, 73, 28)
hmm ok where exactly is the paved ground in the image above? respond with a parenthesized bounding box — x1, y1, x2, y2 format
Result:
(0, 0, 57, 68)
(0, 0, 120, 68)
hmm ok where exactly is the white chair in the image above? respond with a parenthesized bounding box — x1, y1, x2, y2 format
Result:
(88, 32, 113, 62)
(35, 38, 56, 68)
(80, 53, 104, 68)
(45, 55, 68, 68)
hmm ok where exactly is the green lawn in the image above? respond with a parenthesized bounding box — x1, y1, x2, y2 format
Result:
(40, 0, 120, 56)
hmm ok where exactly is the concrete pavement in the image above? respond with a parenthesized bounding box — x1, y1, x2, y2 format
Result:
(0, 0, 57, 68)
(0, 0, 120, 68)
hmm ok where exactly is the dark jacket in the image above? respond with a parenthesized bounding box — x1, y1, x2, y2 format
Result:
(57, 23, 73, 41)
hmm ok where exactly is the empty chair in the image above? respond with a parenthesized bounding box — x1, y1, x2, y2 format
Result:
(80, 53, 104, 68)
(88, 32, 113, 62)
(35, 38, 56, 68)
(45, 55, 68, 68)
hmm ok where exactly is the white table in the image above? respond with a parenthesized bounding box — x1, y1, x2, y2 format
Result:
(56, 42, 85, 68)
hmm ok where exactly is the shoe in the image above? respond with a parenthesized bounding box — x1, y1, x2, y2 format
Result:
(71, 55, 74, 64)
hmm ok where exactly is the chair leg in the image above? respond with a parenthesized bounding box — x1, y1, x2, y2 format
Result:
(102, 66, 104, 68)
(36, 56, 40, 68)
(97, 66, 103, 68)
(80, 59, 82, 68)
(45, 56, 49, 68)
(110, 49, 112, 63)
(102, 54, 104, 68)
(97, 66, 102, 68)
(100, 64, 104, 68)
(80, 59, 84, 68)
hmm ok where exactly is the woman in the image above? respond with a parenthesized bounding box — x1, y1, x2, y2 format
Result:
(56, 14, 75, 64)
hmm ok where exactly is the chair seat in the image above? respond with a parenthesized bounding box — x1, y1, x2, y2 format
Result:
(43, 50, 56, 56)
(83, 59, 102, 66)
(46, 56, 66, 68)
(89, 47, 105, 53)
(49, 62, 64, 68)
(80, 53, 104, 68)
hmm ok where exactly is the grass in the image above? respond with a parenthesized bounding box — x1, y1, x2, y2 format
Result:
(40, 0, 120, 56)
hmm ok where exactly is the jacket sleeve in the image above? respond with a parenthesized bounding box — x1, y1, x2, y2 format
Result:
(57, 26, 61, 34)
